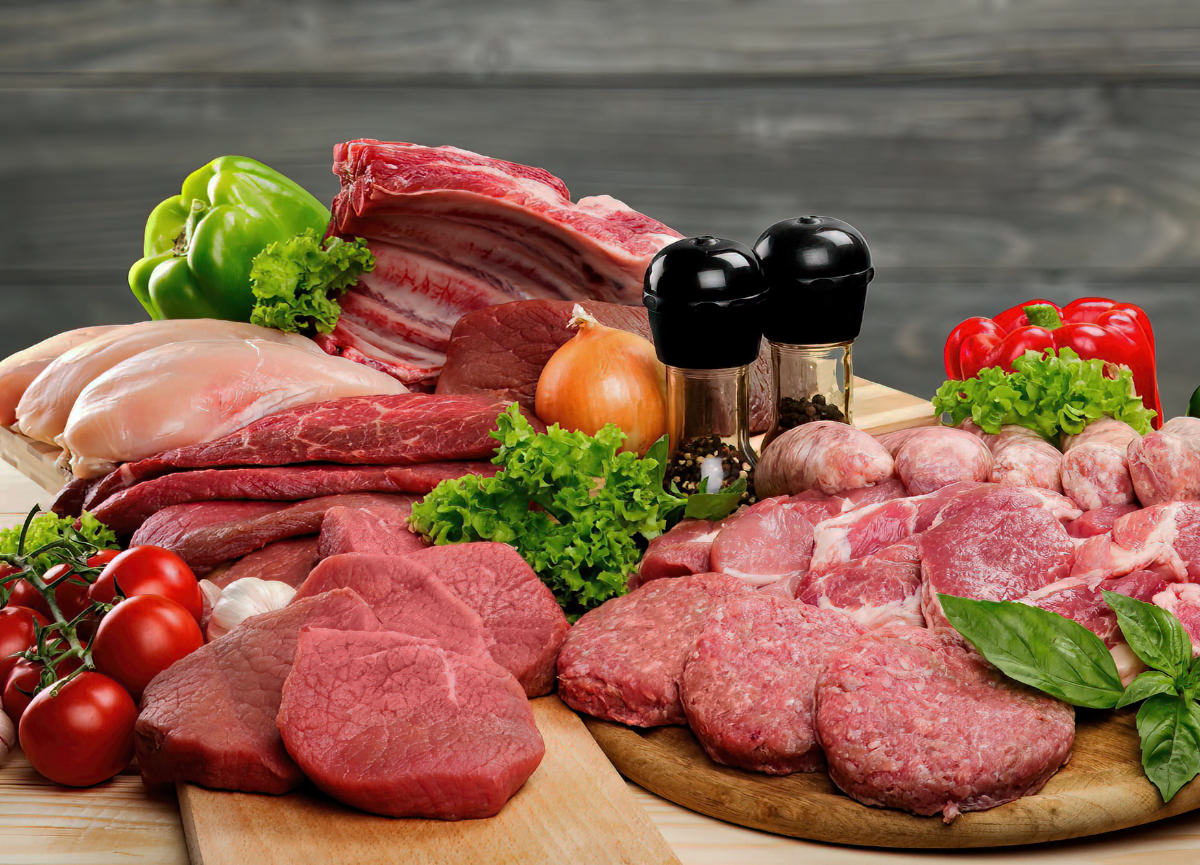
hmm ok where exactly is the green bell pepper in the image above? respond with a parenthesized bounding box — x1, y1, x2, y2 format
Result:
(128, 156, 331, 321)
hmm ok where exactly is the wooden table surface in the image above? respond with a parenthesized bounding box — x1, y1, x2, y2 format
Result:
(3, 464, 1200, 863)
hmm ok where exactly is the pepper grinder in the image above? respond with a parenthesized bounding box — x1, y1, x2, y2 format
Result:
(754, 216, 874, 447)
(643, 236, 768, 497)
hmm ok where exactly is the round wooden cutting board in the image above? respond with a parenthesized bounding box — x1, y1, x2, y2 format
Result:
(584, 709, 1200, 849)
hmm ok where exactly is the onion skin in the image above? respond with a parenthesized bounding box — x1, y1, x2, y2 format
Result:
(535, 314, 667, 454)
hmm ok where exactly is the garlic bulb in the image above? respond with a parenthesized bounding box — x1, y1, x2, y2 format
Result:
(207, 578, 296, 641)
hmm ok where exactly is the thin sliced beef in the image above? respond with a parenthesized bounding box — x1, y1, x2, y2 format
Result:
(277, 629, 544, 819)
(80, 394, 534, 512)
(557, 572, 749, 727)
(797, 537, 924, 629)
(295, 554, 492, 660)
(681, 593, 864, 775)
(130, 493, 419, 574)
(317, 503, 426, 558)
(318, 140, 681, 387)
(135, 589, 380, 793)
(403, 544, 569, 698)
(436, 299, 773, 433)
(92, 462, 494, 535)
(210, 538, 321, 590)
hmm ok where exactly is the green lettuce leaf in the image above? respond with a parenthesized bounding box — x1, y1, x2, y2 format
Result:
(0, 510, 118, 575)
(249, 229, 374, 334)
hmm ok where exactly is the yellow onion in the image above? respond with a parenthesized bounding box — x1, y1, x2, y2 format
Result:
(535, 306, 667, 454)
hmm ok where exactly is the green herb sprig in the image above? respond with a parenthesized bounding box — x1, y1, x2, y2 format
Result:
(249, 229, 374, 334)
(409, 405, 743, 619)
(932, 347, 1156, 440)
(941, 592, 1200, 801)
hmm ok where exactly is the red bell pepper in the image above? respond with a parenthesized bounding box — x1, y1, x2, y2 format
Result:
(944, 297, 1162, 427)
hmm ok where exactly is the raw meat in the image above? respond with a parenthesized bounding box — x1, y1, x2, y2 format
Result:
(1065, 504, 1141, 539)
(210, 538, 321, 590)
(295, 554, 492, 660)
(1060, 417, 1140, 510)
(557, 572, 749, 727)
(919, 488, 1075, 628)
(277, 628, 544, 819)
(1152, 584, 1200, 655)
(797, 537, 924, 629)
(82, 393, 530, 510)
(1070, 502, 1200, 582)
(60, 339, 406, 479)
(317, 504, 426, 558)
(16, 320, 320, 446)
(89, 462, 490, 533)
(815, 625, 1074, 821)
(877, 426, 992, 495)
(961, 421, 1064, 493)
(403, 543, 569, 698)
(135, 588, 380, 793)
(130, 493, 419, 574)
(0, 325, 122, 427)
(708, 496, 842, 588)
(1129, 416, 1200, 505)
(1022, 570, 1170, 682)
(756, 421, 895, 498)
(635, 519, 723, 588)
(318, 140, 681, 387)
(680, 593, 864, 774)
(436, 299, 774, 433)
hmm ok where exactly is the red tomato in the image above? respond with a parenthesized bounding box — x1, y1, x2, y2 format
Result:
(89, 546, 201, 621)
(0, 606, 47, 683)
(19, 671, 136, 786)
(42, 563, 94, 620)
(92, 595, 203, 698)
(87, 550, 121, 568)
(5, 579, 51, 619)
(2, 658, 40, 722)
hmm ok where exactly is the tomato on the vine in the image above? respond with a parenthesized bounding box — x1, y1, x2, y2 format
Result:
(87, 550, 121, 568)
(92, 594, 203, 697)
(6, 579, 51, 619)
(0, 605, 47, 682)
(2, 653, 82, 723)
(89, 546, 201, 621)
(19, 671, 136, 786)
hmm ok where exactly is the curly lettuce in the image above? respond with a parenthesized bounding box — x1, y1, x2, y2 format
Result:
(0, 510, 118, 574)
(249, 229, 374, 334)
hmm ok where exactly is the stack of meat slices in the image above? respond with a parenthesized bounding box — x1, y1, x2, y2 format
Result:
(567, 416, 1200, 822)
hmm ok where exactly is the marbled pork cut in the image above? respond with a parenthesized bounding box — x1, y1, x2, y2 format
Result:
(635, 519, 724, 589)
(960, 420, 1064, 493)
(135, 589, 380, 793)
(557, 573, 749, 727)
(404, 543, 569, 698)
(919, 490, 1075, 628)
(1128, 416, 1200, 505)
(316, 504, 426, 558)
(436, 299, 774, 433)
(1070, 502, 1200, 582)
(318, 140, 681, 387)
(210, 537, 321, 590)
(681, 593, 864, 774)
(0, 325, 123, 427)
(755, 421, 894, 498)
(708, 496, 843, 589)
(277, 629, 544, 819)
(81, 394, 535, 511)
(1060, 417, 1140, 511)
(877, 426, 992, 495)
(294, 554, 492, 660)
(92, 462, 493, 535)
(815, 626, 1074, 821)
(1065, 504, 1141, 539)
(60, 339, 406, 479)
(1153, 584, 1200, 655)
(130, 493, 419, 574)
(798, 537, 924, 629)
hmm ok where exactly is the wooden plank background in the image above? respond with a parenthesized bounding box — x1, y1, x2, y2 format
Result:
(1, 1, 1198, 412)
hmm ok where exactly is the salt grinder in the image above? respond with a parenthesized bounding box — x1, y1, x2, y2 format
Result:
(753, 216, 874, 447)
(643, 236, 767, 496)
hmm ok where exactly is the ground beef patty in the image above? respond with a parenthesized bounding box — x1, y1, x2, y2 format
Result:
(556, 572, 749, 727)
(814, 625, 1075, 821)
(681, 593, 865, 774)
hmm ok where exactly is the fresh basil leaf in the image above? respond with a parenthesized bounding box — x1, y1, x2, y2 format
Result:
(645, 435, 670, 488)
(684, 477, 747, 521)
(938, 594, 1124, 708)
(1103, 590, 1193, 679)
(1136, 693, 1200, 802)
(1117, 671, 1179, 709)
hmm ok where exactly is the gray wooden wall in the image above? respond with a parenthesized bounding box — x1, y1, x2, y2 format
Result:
(3, 1, 1199, 413)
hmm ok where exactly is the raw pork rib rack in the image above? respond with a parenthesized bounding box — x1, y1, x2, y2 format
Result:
(319, 140, 682, 388)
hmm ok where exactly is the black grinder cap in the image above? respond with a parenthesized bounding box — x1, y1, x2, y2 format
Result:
(642, 236, 768, 369)
(753, 216, 874, 345)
